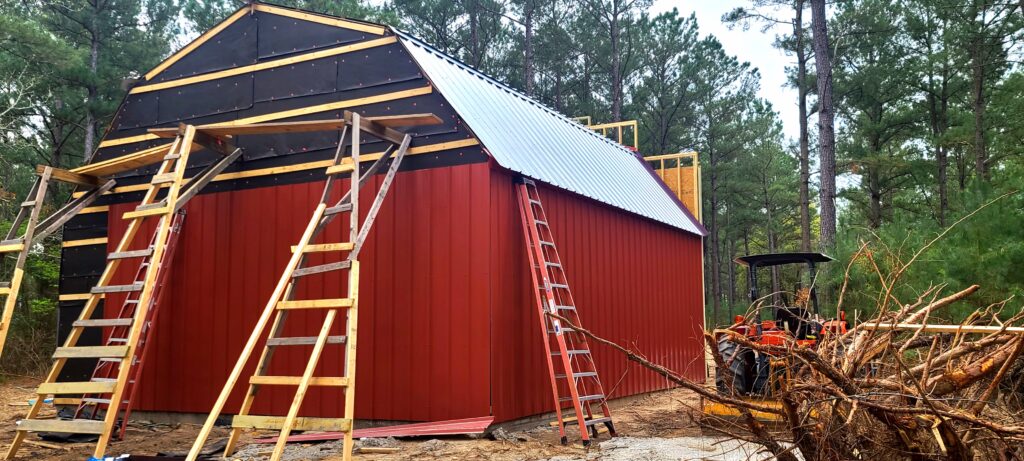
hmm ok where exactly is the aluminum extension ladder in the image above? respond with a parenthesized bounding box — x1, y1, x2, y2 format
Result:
(515, 177, 616, 446)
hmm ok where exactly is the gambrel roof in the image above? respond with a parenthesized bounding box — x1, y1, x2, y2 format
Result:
(94, 2, 704, 235)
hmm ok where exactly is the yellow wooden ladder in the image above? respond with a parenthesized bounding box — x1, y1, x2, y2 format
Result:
(4, 125, 241, 461)
(187, 112, 414, 461)
(0, 167, 115, 362)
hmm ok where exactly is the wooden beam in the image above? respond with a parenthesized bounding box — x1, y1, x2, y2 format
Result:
(344, 111, 407, 145)
(366, 113, 444, 127)
(100, 86, 433, 148)
(249, 376, 349, 386)
(144, 7, 250, 81)
(38, 381, 116, 395)
(153, 119, 348, 137)
(131, 37, 397, 94)
(860, 323, 1024, 334)
(232, 415, 352, 432)
(36, 166, 99, 187)
(70, 144, 173, 177)
(252, 4, 385, 35)
(277, 298, 353, 310)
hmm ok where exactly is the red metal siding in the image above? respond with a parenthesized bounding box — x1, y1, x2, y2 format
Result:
(105, 163, 492, 421)
(488, 169, 706, 422)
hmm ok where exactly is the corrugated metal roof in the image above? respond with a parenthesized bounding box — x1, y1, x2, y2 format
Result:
(395, 32, 705, 236)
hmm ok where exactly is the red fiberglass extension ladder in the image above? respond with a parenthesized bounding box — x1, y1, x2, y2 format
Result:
(516, 178, 616, 446)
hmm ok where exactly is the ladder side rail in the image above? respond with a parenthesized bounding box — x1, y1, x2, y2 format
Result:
(269, 308, 341, 460)
(349, 113, 360, 244)
(3, 177, 41, 241)
(186, 203, 329, 461)
(5, 140, 182, 460)
(349, 135, 410, 260)
(93, 126, 198, 459)
(31, 179, 117, 246)
(174, 147, 243, 211)
(312, 143, 395, 237)
(515, 181, 569, 442)
(0, 169, 52, 359)
(223, 127, 352, 456)
(340, 261, 360, 461)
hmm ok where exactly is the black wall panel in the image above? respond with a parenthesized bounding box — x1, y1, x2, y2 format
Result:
(157, 74, 254, 124)
(115, 92, 160, 131)
(256, 12, 367, 59)
(338, 45, 422, 92)
(254, 56, 338, 102)
(155, 15, 258, 82)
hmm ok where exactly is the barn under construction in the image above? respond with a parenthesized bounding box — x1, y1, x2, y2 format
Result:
(0, 3, 706, 460)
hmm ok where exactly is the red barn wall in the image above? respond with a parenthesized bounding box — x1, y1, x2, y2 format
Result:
(488, 169, 706, 422)
(105, 163, 492, 421)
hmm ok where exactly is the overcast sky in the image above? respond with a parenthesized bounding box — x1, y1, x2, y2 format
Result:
(658, 1, 800, 140)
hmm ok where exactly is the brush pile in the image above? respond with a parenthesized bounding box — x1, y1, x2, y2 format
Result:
(708, 281, 1024, 461)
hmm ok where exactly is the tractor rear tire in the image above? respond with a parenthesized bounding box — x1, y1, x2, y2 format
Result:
(715, 335, 754, 395)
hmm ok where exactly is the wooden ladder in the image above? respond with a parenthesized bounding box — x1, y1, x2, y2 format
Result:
(0, 168, 115, 363)
(187, 112, 412, 461)
(5, 125, 241, 461)
(516, 177, 616, 446)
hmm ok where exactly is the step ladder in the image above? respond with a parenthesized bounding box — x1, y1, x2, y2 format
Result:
(5, 125, 241, 461)
(0, 168, 115, 362)
(515, 177, 616, 446)
(74, 209, 185, 440)
(188, 112, 413, 461)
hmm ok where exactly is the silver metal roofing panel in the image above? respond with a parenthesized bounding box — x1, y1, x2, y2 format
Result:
(397, 33, 705, 236)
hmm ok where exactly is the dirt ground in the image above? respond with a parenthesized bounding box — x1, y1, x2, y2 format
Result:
(0, 376, 771, 461)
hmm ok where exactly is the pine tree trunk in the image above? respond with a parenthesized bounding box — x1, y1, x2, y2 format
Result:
(83, 24, 100, 163)
(795, 0, 812, 252)
(709, 165, 721, 326)
(811, 0, 836, 249)
(971, 39, 988, 180)
(523, 2, 535, 96)
(610, 10, 622, 121)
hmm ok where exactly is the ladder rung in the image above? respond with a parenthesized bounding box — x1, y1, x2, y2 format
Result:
(552, 350, 589, 356)
(544, 262, 561, 268)
(37, 381, 116, 395)
(553, 305, 575, 311)
(107, 338, 128, 344)
(0, 282, 9, 288)
(91, 378, 118, 383)
(151, 173, 176, 184)
(232, 415, 352, 433)
(108, 248, 154, 260)
(549, 327, 576, 333)
(16, 419, 106, 435)
(266, 335, 346, 347)
(98, 358, 123, 363)
(21, 200, 37, 207)
(325, 203, 353, 215)
(0, 288, 10, 296)
(535, 220, 548, 226)
(528, 199, 542, 205)
(540, 240, 555, 246)
(123, 206, 170, 219)
(291, 243, 354, 253)
(0, 239, 25, 253)
(91, 283, 143, 294)
(549, 283, 569, 289)
(249, 376, 349, 386)
(277, 298, 354, 310)
(555, 371, 598, 379)
(584, 416, 613, 427)
(291, 261, 351, 278)
(53, 346, 129, 359)
(73, 318, 133, 328)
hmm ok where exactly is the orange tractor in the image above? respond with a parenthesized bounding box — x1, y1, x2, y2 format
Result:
(712, 252, 848, 401)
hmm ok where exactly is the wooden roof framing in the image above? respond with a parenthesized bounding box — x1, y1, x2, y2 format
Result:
(74, 114, 440, 179)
